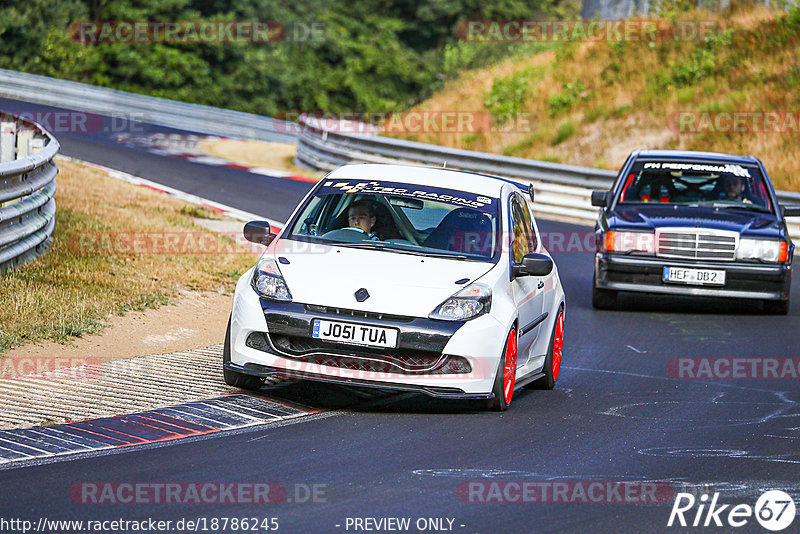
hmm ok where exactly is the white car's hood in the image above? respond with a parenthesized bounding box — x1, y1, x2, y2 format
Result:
(272, 242, 495, 316)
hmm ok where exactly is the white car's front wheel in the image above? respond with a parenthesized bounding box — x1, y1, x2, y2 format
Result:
(487, 328, 517, 411)
(534, 309, 563, 390)
(222, 316, 264, 391)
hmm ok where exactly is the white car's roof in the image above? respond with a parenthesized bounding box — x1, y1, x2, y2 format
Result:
(325, 164, 509, 197)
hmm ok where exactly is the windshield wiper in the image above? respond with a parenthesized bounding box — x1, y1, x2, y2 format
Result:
(712, 204, 773, 214)
(335, 241, 389, 250)
(409, 251, 470, 260)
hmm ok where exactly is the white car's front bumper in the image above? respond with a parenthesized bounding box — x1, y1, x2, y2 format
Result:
(228, 270, 506, 398)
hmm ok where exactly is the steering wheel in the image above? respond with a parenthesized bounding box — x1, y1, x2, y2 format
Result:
(320, 227, 370, 240)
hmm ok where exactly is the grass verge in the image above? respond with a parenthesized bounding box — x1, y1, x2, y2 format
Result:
(0, 159, 258, 354)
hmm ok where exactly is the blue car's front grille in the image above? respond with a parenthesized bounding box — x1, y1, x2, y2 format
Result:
(657, 230, 737, 261)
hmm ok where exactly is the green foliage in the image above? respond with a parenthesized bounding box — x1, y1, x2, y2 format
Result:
(667, 28, 733, 87)
(788, 3, 800, 29)
(461, 132, 484, 147)
(484, 68, 541, 124)
(676, 86, 695, 103)
(0, 0, 580, 116)
(653, 0, 700, 20)
(554, 42, 577, 62)
(502, 134, 538, 155)
(550, 119, 575, 145)
(537, 153, 562, 162)
(547, 81, 587, 116)
(584, 103, 609, 123)
(441, 41, 554, 79)
(610, 104, 631, 119)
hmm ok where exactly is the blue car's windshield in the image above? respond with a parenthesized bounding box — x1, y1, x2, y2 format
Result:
(618, 161, 773, 211)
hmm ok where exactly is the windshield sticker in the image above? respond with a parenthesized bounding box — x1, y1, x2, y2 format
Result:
(643, 162, 752, 178)
(319, 180, 495, 209)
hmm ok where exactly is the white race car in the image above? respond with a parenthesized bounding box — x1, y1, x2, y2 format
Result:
(224, 164, 565, 410)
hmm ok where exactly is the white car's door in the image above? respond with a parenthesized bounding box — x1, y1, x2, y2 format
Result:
(509, 193, 545, 369)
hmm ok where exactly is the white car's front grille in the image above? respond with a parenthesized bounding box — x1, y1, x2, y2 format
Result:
(656, 228, 738, 261)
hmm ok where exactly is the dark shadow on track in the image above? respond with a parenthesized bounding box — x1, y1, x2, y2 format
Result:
(608, 293, 784, 315)
(251, 380, 403, 410)
(252, 378, 569, 415)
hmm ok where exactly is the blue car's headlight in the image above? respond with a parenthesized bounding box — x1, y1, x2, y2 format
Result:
(736, 239, 788, 263)
(429, 283, 491, 321)
(251, 256, 292, 301)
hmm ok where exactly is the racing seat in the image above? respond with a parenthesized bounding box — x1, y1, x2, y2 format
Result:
(423, 208, 494, 255)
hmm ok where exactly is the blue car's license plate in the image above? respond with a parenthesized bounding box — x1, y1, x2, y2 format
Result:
(663, 266, 725, 286)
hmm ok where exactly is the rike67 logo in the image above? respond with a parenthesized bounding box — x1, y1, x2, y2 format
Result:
(668, 490, 796, 531)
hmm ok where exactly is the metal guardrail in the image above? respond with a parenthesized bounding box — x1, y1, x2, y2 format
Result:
(296, 115, 800, 237)
(0, 68, 297, 144)
(0, 112, 59, 273)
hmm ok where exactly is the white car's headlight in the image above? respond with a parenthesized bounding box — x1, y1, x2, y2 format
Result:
(251, 256, 292, 301)
(736, 239, 788, 263)
(429, 283, 491, 321)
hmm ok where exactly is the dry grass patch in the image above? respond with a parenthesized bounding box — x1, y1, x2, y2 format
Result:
(0, 159, 258, 353)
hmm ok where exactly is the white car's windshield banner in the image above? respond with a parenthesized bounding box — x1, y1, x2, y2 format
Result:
(643, 162, 752, 178)
(318, 180, 495, 210)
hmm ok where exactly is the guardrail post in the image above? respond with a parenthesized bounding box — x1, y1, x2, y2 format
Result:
(30, 136, 45, 154)
(16, 128, 33, 159)
(1, 119, 15, 163)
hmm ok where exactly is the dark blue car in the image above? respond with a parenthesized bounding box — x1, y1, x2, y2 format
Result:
(591, 149, 800, 313)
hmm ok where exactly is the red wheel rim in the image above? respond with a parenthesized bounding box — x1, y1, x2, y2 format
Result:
(552, 313, 564, 382)
(503, 329, 517, 405)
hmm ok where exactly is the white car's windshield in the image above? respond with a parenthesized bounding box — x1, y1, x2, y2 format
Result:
(287, 179, 499, 261)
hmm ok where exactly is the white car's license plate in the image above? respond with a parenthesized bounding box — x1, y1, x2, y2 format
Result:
(312, 319, 398, 348)
(663, 266, 725, 286)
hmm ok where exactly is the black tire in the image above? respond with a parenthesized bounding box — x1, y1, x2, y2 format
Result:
(763, 298, 790, 315)
(486, 328, 517, 411)
(592, 273, 617, 310)
(223, 315, 264, 391)
(534, 308, 564, 390)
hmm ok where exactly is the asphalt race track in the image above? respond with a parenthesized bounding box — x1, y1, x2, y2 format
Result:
(0, 100, 798, 533)
(0, 97, 312, 221)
